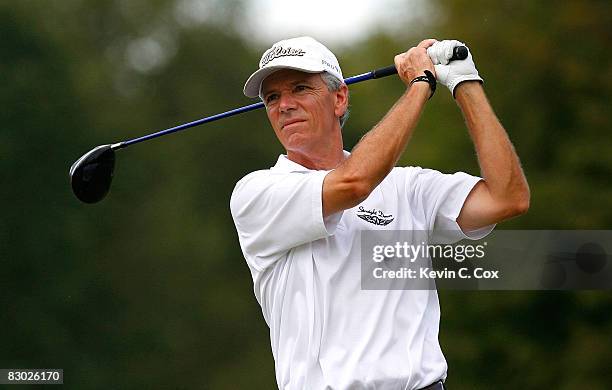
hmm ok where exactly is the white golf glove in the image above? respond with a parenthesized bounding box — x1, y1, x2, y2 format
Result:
(427, 40, 483, 96)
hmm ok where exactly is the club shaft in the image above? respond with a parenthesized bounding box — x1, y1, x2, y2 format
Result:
(111, 69, 390, 150)
(112, 46, 467, 150)
(114, 102, 265, 149)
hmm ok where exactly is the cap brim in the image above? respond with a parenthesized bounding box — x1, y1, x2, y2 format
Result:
(243, 64, 326, 98)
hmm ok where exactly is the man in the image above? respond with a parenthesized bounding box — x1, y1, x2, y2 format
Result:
(230, 36, 529, 390)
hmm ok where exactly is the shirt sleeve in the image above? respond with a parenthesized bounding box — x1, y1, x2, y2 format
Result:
(230, 170, 341, 272)
(404, 167, 495, 243)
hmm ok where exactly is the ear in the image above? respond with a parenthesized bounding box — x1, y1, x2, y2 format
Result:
(333, 84, 349, 118)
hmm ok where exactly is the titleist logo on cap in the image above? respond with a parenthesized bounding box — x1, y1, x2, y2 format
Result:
(260, 46, 306, 67)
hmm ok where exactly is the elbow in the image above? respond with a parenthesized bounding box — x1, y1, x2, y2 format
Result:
(516, 194, 530, 215)
(493, 199, 528, 223)
(512, 198, 530, 217)
(340, 174, 374, 208)
(324, 169, 376, 216)
(347, 180, 372, 206)
(491, 185, 530, 221)
(516, 183, 531, 215)
(508, 188, 531, 217)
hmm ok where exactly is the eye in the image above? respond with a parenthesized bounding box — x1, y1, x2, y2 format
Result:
(294, 84, 309, 92)
(265, 93, 279, 104)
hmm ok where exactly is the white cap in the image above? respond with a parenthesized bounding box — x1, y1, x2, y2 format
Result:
(243, 36, 344, 98)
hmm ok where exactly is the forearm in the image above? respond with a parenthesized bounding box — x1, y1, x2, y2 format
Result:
(455, 82, 530, 206)
(322, 83, 429, 216)
(347, 83, 430, 187)
(322, 39, 438, 217)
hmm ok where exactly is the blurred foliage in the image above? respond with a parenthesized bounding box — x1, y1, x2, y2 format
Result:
(1, 0, 611, 389)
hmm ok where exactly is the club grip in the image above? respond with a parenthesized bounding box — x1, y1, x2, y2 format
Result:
(370, 45, 468, 79)
(450, 45, 468, 61)
(372, 65, 398, 79)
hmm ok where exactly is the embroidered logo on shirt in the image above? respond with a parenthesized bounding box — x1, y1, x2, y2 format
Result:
(356, 206, 394, 226)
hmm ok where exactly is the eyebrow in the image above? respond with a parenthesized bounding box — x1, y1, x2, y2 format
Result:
(261, 77, 315, 96)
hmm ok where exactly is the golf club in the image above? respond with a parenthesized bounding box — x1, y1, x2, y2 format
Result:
(69, 46, 468, 204)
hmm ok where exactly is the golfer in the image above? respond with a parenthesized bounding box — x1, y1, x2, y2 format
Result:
(230, 36, 529, 390)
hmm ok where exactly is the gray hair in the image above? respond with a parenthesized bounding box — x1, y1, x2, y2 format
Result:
(320, 72, 350, 128)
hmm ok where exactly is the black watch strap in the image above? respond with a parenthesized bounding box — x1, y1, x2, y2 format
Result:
(410, 70, 436, 99)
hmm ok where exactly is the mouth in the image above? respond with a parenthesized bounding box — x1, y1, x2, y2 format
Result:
(281, 119, 306, 130)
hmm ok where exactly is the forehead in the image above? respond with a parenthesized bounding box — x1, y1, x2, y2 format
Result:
(261, 69, 323, 93)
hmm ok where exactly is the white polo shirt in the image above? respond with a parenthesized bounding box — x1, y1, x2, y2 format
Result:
(230, 154, 494, 390)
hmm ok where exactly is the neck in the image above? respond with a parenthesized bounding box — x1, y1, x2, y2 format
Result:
(286, 128, 346, 170)
(287, 147, 346, 170)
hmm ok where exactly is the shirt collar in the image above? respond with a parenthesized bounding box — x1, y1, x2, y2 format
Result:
(271, 151, 350, 173)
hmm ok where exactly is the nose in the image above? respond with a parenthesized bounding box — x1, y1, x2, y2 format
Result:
(278, 92, 297, 113)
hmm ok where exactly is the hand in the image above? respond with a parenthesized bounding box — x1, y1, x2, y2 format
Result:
(427, 40, 483, 96)
(394, 39, 437, 87)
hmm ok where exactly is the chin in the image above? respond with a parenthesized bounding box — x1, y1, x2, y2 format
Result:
(284, 134, 309, 150)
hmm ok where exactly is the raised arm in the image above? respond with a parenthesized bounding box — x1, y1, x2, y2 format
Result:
(427, 39, 529, 230)
(323, 39, 437, 217)
(454, 82, 530, 230)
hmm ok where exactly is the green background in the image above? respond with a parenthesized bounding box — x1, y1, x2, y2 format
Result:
(2, 1, 611, 388)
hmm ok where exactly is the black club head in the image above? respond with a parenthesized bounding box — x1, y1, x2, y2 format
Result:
(69, 144, 115, 203)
